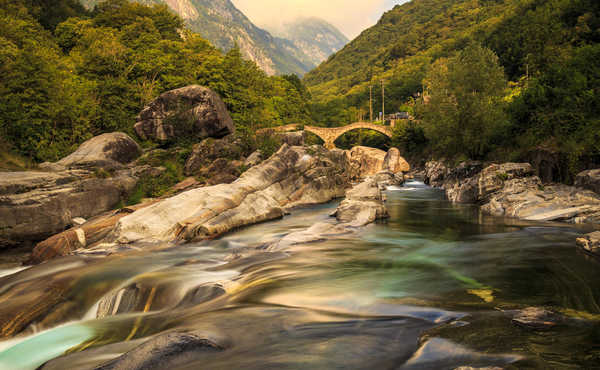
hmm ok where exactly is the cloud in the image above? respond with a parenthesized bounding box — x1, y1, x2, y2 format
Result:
(231, 0, 404, 40)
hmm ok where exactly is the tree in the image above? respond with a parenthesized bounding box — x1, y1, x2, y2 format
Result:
(417, 43, 508, 159)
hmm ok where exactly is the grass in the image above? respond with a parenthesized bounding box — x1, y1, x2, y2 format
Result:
(126, 150, 187, 206)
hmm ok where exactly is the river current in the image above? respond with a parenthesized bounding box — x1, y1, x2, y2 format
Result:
(0, 180, 599, 369)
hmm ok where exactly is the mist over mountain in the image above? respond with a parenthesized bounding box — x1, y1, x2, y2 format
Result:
(263, 17, 349, 67)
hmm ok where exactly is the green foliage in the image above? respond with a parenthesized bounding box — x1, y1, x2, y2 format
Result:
(127, 148, 186, 205)
(254, 130, 283, 159)
(391, 120, 428, 157)
(306, 0, 600, 176)
(417, 44, 509, 159)
(0, 0, 314, 164)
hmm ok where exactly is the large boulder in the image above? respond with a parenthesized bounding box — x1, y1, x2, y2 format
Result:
(347, 146, 387, 178)
(94, 332, 224, 370)
(383, 148, 410, 173)
(52, 132, 141, 170)
(576, 231, 600, 256)
(134, 85, 234, 142)
(0, 171, 137, 248)
(333, 177, 389, 226)
(107, 145, 351, 245)
(575, 169, 600, 195)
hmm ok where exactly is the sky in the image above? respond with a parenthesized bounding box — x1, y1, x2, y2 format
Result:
(231, 0, 410, 40)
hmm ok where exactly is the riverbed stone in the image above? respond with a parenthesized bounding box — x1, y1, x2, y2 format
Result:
(423, 161, 600, 225)
(94, 332, 224, 370)
(383, 148, 410, 173)
(134, 85, 234, 142)
(576, 231, 600, 256)
(511, 307, 561, 330)
(346, 146, 387, 178)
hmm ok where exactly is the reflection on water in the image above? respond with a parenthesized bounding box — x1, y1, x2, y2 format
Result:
(1, 180, 599, 369)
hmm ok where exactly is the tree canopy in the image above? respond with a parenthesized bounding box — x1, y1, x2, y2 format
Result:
(0, 0, 314, 161)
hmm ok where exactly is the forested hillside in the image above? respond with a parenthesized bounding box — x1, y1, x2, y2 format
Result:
(81, 0, 328, 76)
(0, 0, 313, 164)
(304, 0, 600, 180)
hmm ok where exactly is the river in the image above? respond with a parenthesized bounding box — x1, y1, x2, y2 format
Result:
(0, 180, 599, 369)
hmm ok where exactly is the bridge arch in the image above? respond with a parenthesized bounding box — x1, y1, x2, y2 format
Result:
(304, 122, 393, 149)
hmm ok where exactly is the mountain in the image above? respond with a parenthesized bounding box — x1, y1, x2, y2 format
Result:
(264, 17, 349, 67)
(81, 0, 315, 75)
(303, 0, 600, 179)
(304, 0, 599, 103)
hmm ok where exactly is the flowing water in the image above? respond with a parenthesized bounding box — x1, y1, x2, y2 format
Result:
(1, 181, 599, 369)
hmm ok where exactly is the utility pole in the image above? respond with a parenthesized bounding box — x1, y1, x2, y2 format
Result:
(381, 79, 385, 123)
(369, 84, 373, 123)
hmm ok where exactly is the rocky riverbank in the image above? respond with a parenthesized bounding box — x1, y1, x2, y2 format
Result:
(0, 85, 412, 265)
(29, 144, 407, 263)
(422, 160, 600, 257)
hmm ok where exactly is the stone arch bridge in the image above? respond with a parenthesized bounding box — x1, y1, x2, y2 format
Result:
(275, 122, 393, 149)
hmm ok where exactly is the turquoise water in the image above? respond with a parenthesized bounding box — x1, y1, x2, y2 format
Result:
(0, 180, 599, 369)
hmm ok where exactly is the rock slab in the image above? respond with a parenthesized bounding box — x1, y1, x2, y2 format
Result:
(424, 161, 600, 224)
(108, 145, 351, 244)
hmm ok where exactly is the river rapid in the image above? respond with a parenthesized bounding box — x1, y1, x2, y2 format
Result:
(0, 180, 599, 369)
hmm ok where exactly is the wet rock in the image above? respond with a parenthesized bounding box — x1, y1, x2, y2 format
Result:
(109, 145, 351, 244)
(134, 85, 234, 142)
(511, 307, 562, 330)
(576, 231, 600, 256)
(347, 146, 387, 178)
(96, 283, 147, 318)
(575, 169, 600, 195)
(244, 150, 263, 167)
(383, 148, 410, 173)
(423, 161, 600, 225)
(373, 170, 405, 190)
(176, 284, 226, 308)
(332, 176, 394, 227)
(28, 201, 158, 264)
(94, 332, 224, 370)
(268, 222, 352, 251)
(56, 132, 141, 170)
